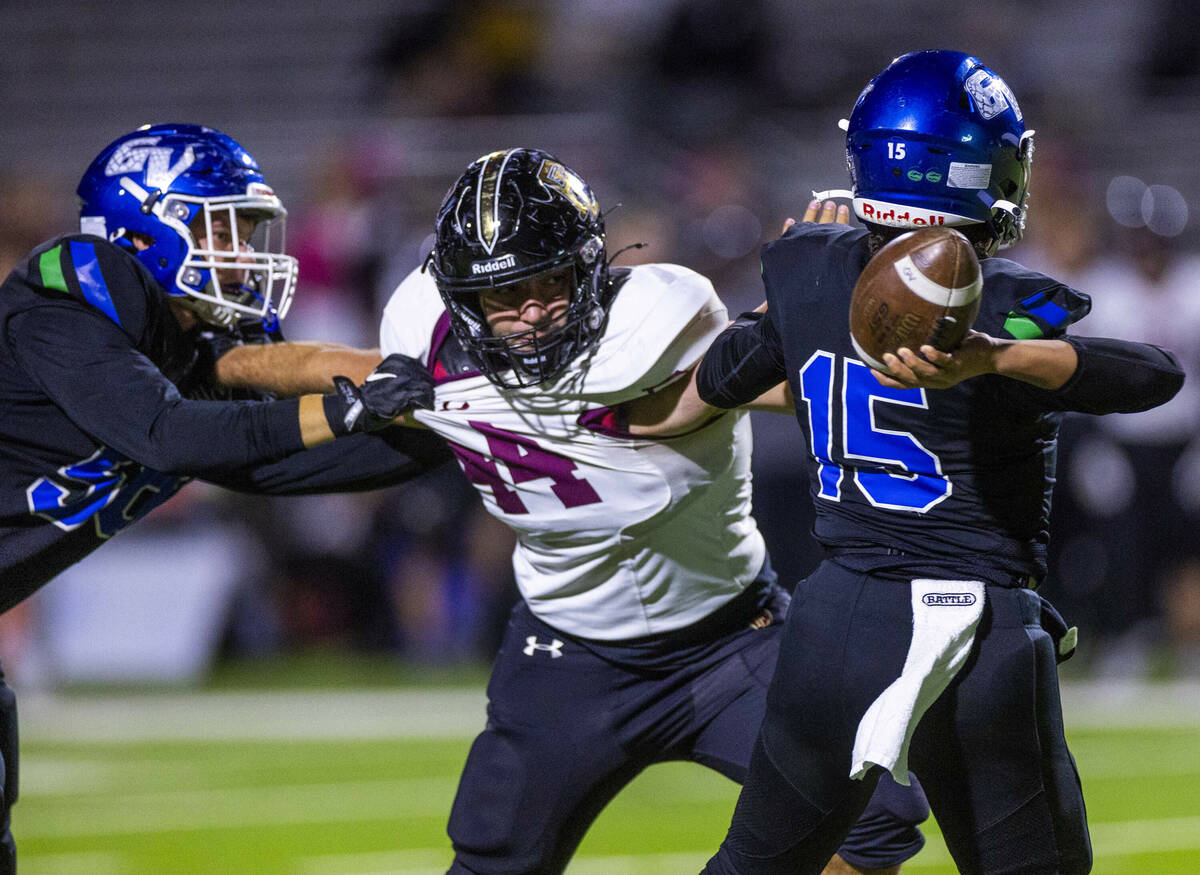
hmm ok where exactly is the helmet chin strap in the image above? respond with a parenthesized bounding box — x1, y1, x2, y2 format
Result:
(811, 189, 854, 201)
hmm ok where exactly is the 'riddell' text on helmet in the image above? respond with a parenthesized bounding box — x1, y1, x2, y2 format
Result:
(76, 124, 298, 327)
(427, 148, 611, 388)
(845, 50, 1034, 254)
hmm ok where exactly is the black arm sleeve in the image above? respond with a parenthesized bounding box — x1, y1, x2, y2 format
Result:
(1047, 335, 1185, 414)
(207, 427, 453, 495)
(9, 304, 305, 475)
(695, 311, 788, 409)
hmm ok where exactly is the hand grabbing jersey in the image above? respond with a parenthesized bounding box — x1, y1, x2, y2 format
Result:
(327, 353, 436, 434)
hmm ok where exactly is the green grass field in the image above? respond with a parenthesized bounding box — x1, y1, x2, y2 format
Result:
(13, 679, 1200, 874)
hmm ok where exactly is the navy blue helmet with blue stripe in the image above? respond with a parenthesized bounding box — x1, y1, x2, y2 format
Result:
(844, 51, 1034, 255)
(76, 124, 297, 327)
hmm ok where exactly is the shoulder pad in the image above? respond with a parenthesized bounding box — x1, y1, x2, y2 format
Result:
(984, 258, 1092, 338)
(761, 224, 870, 306)
(380, 266, 447, 363)
(565, 262, 724, 398)
(31, 235, 155, 334)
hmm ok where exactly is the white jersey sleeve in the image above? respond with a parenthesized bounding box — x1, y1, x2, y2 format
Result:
(376, 262, 767, 640)
(380, 266, 446, 361)
(565, 263, 727, 400)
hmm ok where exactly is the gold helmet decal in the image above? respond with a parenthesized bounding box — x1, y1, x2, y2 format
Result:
(537, 160, 599, 220)
(474, 150, 513, 254)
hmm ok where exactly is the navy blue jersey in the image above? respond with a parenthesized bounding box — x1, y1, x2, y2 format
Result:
(758, 224, 1092, 585)
(0, 235, 450, 607)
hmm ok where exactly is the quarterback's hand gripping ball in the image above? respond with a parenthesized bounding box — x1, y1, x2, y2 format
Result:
(849, 227, 982, 373)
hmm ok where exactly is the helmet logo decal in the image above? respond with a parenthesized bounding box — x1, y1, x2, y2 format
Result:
(855, 198, 976, 228)
(104, 136, 196, 191)
(471, 253, 517, 275)
(475, 150, 512, 254)
(537, 160, 599, 220)
(963, 69, 1021, 121)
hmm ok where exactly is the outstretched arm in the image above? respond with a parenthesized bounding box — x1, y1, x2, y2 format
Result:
(626, 199, 847, 435)
(873, 332, 1184, 414)
(216, 341, 383, 394)
(623, 363, 791, 437)
(213, 342, 426, 447)
(209, 427, 452, 495)
(870, 333, 1080, 391)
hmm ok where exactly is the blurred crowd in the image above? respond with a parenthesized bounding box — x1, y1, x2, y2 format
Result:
(2, 0, 1199, 684)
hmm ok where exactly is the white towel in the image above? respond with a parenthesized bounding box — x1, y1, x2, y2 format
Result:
(849, 579, 986, 785)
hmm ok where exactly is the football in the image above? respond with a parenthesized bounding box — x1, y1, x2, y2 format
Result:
(849, 227, 983, 372)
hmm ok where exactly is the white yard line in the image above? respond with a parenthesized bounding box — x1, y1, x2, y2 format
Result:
(18, 688, 489, 742)
(299, 817, 1200, 875)
(299, 850, 714, 875)
(17, 776, 455, 839)
(1091, 815, 1200, 854)
(299, 849, 449, 875)
(1061, 680, 1200, 729)
(905, 814, 1200, 867)
(15, 681, 1199, 744)
(13, 851, 124, 875)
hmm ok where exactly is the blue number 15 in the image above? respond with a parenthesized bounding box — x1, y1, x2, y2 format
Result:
(798, 351, 950, 513)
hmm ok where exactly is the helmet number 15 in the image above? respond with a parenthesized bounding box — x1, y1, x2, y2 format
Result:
(887, 141, 906, 160)
(798, 352, 950, 512)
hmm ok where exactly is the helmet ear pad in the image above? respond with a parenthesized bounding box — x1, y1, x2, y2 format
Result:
(429, 148, 612, 388)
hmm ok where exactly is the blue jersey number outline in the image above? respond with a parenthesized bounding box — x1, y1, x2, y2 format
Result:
(26, 446, 186, 539)
(798, 352, 951, 512)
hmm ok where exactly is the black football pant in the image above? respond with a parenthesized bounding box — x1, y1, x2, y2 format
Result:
(704, 561, 1092, 874)
(447, 580, 928, 874)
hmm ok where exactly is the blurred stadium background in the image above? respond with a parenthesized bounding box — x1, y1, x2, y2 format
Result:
(2, 0, 1199, 871)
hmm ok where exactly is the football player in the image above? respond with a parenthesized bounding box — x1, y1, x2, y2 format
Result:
(696, 51, 1185, 873)
(0, 123, 450, 872)
(375, 148, 930, 874)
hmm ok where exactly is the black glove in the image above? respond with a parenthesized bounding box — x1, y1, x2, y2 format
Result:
(323, 353, 436, 435)
(189, 318, 286, 400)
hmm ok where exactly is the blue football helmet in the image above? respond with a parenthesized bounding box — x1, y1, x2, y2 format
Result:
(842, 50, 1034, 252)
(76, 124, 298, 327)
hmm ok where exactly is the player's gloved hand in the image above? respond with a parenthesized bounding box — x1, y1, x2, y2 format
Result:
(194, 317, 283, 378)
(323, 353, 435, 435)
(190, 318, 286, 400)
(194, 328, 240, 369)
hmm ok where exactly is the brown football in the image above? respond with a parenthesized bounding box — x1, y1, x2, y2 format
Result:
(849, 227, 983, 372)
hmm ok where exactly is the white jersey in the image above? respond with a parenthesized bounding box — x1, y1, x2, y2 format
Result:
(380, 263, 766, 640)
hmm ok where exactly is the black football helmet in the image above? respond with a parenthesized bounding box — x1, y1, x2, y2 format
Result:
(427, 148, 610, 388)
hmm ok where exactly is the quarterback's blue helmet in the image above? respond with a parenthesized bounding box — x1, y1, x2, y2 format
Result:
(845, 51, 1034, 251)
(76, 124, 297, 326)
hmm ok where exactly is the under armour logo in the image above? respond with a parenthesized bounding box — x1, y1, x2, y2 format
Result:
(523, 636, 564, 658)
